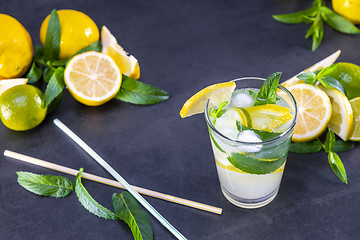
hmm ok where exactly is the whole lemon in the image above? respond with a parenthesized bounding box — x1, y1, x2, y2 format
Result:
(40, 9, 99, 60)
(0, 85, 47, 131)
(332, 0, 360, 25)
(0, 14, 33, 80)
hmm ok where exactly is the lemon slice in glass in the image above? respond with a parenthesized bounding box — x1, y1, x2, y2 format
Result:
(180, 82, 236, 118)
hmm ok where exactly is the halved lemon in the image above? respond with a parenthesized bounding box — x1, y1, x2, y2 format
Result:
(349, 97, 360, 141)
(319, 86, 353, 140)
(287, 84, 332, 142)
(0, 78, 28, 96)
(101, 26, 140, 80)
(64, 51, 122, 106)
(245, 104, 293, 132)
(180, 82, 236, 118)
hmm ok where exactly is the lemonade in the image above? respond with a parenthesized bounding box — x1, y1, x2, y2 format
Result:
(205, 77, 297, 208)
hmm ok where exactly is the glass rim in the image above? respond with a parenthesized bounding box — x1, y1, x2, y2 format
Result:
(205, 77, 298, 145)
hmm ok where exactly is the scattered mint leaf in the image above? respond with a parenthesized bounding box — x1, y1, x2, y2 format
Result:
(26, 62, 43, 84)
(17, 171, 73, 198)
(297, 71, 317, 84)
(43, 9, 61, 61)
(320, 6, 360, 34)
(289, 140, 323, 153)
(227, 152, 285, 175)
(255, 72, 281, 106)
(324, 129, 336, 153)
(113, 192, 153, 240)
(75, 168, 118, 220)
(51, 60, 66, 67)
(44, 67, 55, 83)
(273, 0, 360, 51)
(320, 76, 346, 94)
(115, 75, 169, 105)
(333, 140, 355, 152)
(44, 67, 65, 108)
(328, 152, 348, 184)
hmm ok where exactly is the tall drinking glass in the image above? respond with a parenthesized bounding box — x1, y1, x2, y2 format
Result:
(205, 77, 298, 209)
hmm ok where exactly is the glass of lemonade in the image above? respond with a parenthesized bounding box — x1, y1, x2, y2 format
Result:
(205, 77, 298, 209)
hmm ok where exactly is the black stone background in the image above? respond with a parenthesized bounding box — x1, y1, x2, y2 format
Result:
(0, 0, 359, 239)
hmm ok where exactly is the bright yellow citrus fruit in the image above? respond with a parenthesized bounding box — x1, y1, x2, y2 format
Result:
(101, 26, 140, 80)
(40, 9, 99, 60)
(0, 85, 47, 131)
(287, 84, 332, 142)
(245, 104, 293, 132)
(180, 82, 236, 118)
(64, 51, 122, 106)
(0, 14, 33, 80)
(348, 97, 360, 141)
(332, 0, 360, 24)
(0, 78, 28, 96)
(319, 86, 353, 140)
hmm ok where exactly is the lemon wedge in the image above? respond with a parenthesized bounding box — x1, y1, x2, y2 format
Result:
(180, 82, 236, 118)
(101, 26, 140, 80)
(287, 83, 332, 142)
(64, 51, 122, 106)
(349, 97, 360, 141)
(245, 104, 292, 132)
(0, 78, 28, 96)
(319, 86, 353, 140)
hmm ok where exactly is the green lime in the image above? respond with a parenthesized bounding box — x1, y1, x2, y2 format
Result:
(327, 62, 360, 100)
(0, 85, 47, 131)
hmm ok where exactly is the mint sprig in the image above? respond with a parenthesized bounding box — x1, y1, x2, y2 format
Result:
(254, 72, 281, 106)
(297, 64, 346, 94)
(273, 0, 360, 51)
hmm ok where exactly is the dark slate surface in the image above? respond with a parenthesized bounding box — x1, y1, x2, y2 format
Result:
(1, 0, 360, 239)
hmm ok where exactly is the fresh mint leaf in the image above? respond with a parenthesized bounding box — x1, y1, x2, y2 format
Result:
(115, 75, 169, 105)
(255, 72, 281, 106)
(328, 152, 348, 184)
(320, 76, 346, 94)
(320, 6, 360, 34)
(44, 67, 54, 83)
(272, 6, 317, 24)
(46, 92, 63, 115)
(311, 19, 323, 51)
(17, 171, 73, 198)
(236, 121, 281, 141)
(44, 67, 65, 108)
(51, 60, 66, 67)
(333, 140, 355, 152)
(44, 9, 61, 61)
(27, 62, 43, 84)
(324, 129, 336, 153)
(75, 168, 118, 220)
(227, 152, 285, 175)
(289, 140, 322, 153)
(113, 192, 153, 240)
(297, 71, 317, 84)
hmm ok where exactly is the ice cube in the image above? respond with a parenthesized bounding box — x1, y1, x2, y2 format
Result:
(231, 90, 254, 108)
(214, 126, 238, 140)
(236, 130, 262, 153)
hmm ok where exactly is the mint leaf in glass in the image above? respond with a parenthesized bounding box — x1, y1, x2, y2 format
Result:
(254, 72, 281, 106)
(17, 171, 73, 198)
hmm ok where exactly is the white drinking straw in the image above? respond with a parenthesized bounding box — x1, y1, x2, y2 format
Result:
(4, 150, 222, 215)
(53, 118, 187, 240)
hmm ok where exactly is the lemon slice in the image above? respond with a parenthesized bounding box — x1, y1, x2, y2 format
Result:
(349, 97, 360, 141)
(319, 86, 353, 140)
(245, 104, 292, 131)
(64, 51, 122, 106)
(101, 26, 140, 80)
(180, 82, 236, 118)
(287, 84, 332, 142)
(0, 78, 28, 96)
